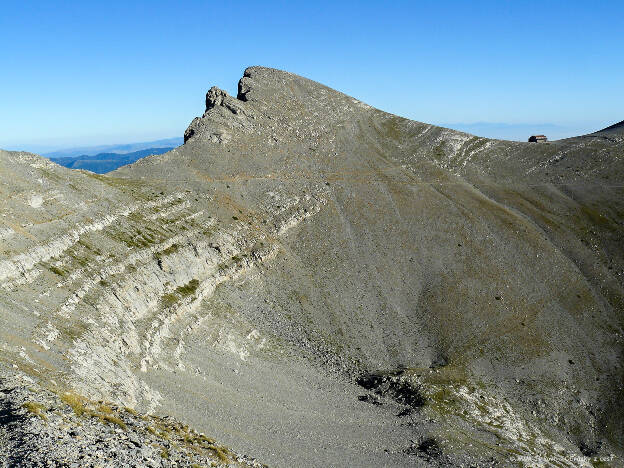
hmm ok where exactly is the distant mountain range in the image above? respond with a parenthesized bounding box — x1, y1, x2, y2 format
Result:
(49, 147, 175, 173)
(43, 137, 183, 159)
(44, 137, 183, 173)
(439, 122, 583, 141)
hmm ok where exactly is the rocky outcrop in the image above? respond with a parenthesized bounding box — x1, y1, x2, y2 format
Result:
(0, 369, 263, 467)
(184, 86, 253, 144)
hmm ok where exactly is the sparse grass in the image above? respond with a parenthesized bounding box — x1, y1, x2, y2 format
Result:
(433, 142, 446, 158)
(38, 167, 63, 183)
(157, 243, 180, 258)
(86, 173, 145, 193)
(177, 279, 199, 296)
(379, 116, 403, 140)
(60, 392, 88, 416)
(60, 392, 127, 430)
(466, 136, 488, 153)
(74, 256, 90, 268)
(143, 414, 232, 463)
(198, 434, 216, 444)
(22, 401, 47, 421)
(109, 227, 162, 249)
(49, 265, 66, 276)
(210, 446, 230, 463)
(99, 413, 127, 430)
(98, 402, 114, 414)
(78, 239, 102, 255)
(55, 390, 237, 464)
(161, 279, 200, 308)
(161, 292, 179, 308)
(59, 322, 89, 342)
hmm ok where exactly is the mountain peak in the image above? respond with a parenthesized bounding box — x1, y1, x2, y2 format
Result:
(183, 66, 371, 146)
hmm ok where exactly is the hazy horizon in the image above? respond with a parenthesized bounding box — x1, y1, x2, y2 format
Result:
(1, 0, 622, 152)
(0, 119, 612, 155)
(1, 136, 183, 156)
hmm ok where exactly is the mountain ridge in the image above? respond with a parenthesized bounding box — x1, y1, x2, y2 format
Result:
(50, 147, 175, 173)
(42, 137, 183, 159)
(596, 119, 624, 134)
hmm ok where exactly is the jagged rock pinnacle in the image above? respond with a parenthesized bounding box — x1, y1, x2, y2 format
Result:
(205, 86, 229, 111)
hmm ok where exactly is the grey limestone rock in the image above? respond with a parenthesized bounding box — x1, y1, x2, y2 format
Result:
(1, 66, 623, 467)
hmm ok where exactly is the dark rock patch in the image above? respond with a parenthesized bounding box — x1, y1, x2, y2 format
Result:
(579, 440, 602, 457)
(405, 437, 442, 459)
(357, 394, 382, 406)
(429, 355, 448, 369)
(356, 370, 426, 410)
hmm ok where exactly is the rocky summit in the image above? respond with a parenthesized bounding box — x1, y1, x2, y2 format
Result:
(1, 66, 623, 467)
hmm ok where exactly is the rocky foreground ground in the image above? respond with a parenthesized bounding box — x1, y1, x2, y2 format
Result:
(0, 367, 264, 467)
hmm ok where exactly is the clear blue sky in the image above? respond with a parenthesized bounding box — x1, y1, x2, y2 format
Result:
(1, 0, 622, 151)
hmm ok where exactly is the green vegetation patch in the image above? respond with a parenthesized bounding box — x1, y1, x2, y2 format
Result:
(60, 392, 89, 416)
(177, 279, 199, 296)
(156, 243, 180, 258)
(48, 265, 66, 276)
(161, 292, 179, 308)
(433, 142, 446, 159)
(44, 387, 240, 465)
(145, 414, 230, 463)
(22, 401, 47, 421)
(379, 116, 404, 140)
(161, 279, 200, 308)
(108, 225, 166, 249)
(59, 392, 127, 430)
(58, 322, 89, 342)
